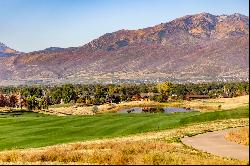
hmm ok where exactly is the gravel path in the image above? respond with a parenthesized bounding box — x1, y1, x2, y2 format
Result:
(181, 127, 249, 160)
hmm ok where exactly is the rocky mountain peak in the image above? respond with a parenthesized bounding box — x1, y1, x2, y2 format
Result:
(0, 42, 22, 57)
(0, 42, 8, 50)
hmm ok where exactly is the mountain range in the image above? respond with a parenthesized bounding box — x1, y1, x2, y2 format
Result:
(0, 12, 249, 85)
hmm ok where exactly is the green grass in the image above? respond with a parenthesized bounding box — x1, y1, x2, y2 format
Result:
(0, 106, 248, 151)
(179, 106, 249, 124)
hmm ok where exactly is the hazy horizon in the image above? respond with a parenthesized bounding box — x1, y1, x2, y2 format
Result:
(0, 0, 249, 52)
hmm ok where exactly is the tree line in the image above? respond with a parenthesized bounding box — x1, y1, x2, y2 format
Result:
(0, 81, 248, 110)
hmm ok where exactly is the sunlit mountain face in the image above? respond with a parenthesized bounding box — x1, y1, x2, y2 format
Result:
(0, 13, 249, 85)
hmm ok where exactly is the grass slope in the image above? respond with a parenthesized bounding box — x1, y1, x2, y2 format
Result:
(0, 106, 248, 151)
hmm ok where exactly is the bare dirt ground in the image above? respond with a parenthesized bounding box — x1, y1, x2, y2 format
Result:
(181, 127, 249, 160)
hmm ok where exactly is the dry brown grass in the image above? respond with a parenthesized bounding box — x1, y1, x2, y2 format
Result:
(0, 118, 248, 165)
(99, 101, 163, 113)
(34, 101, 161, 116)
(0, 107, 8, 112)
(0, 107, 24, 112)
(39, 106, 94, 116)
(225, 127, 249, 146)
(101, 95, 249, 113)
(170, 95, 249, 112)
(0, 140, 247, 165)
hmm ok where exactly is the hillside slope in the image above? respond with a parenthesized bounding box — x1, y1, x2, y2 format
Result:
(0, 43, 22, 57)
(0, 13, 249, 85)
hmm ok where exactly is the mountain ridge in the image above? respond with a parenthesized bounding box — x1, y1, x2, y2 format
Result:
(0, 43, 23, 57)
(0, 12, 249, 86)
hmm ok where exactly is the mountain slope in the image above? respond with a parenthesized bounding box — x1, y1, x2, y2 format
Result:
(0, 43, 22, 57)
(0, 13, 249, 85)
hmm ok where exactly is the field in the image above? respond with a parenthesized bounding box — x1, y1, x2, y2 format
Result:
(0, 117, 248, 165)
(0, 106, 248, 151)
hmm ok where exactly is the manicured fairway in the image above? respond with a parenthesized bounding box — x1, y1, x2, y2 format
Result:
(0, 106, 248, 151)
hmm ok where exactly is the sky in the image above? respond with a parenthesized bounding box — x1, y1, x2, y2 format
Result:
(0, 0, 249, 52)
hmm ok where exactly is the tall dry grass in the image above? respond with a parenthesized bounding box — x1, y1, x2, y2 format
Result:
(0, 140, 247, 165)
(225, 127, 249, 146)
(180, 95, 249, 112)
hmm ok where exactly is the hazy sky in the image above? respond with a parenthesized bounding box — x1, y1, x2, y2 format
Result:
(0, 0, 248, 52)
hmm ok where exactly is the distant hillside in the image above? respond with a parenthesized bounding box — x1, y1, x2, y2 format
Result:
(0, 43, 22, 57)
(0, 13, 249, 85)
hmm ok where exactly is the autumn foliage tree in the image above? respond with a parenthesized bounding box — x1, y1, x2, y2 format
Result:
(0, 94, 7, 107)
(9, 94, 18, 107)
(156, 82, 172, 95)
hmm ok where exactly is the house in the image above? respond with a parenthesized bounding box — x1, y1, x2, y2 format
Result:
(132, 94, 142, 101)
(142, 96, 151, 101)
(106, 93, 122, 103)
(140, 93, 161, 101)
(169, 94, 178, 101)
(140, 93, 150, 101)
(185, 94, 210, 100)
(218, 93, 229, 98)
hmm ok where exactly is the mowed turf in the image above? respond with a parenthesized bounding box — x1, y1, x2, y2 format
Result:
(0, 106, 248, 151)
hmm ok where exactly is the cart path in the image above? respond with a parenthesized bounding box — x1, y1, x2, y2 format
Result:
(181, 127, 249, 160)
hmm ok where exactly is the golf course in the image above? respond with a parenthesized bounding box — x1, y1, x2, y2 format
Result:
(0, 95, 249, 165)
